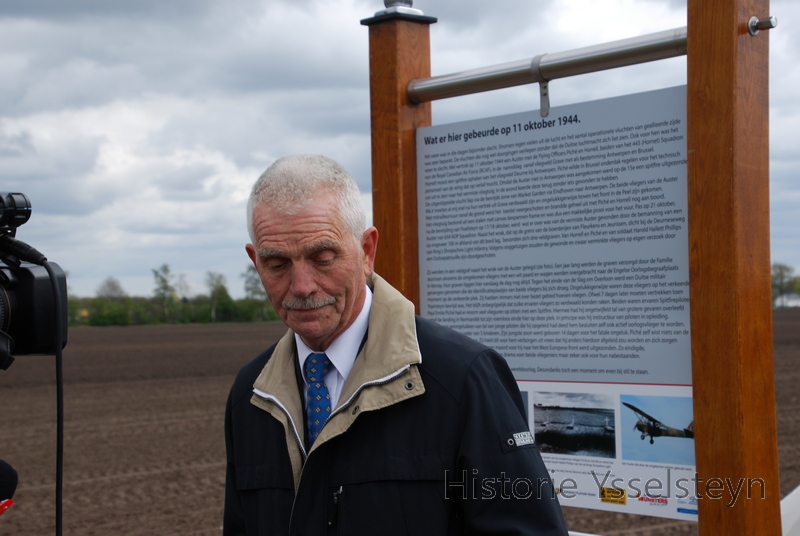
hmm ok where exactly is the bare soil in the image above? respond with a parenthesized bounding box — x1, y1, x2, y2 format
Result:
(1, 311, 797, 535)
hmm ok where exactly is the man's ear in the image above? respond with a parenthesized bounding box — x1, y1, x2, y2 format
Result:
(361, 227, 378, 275)
(246, 243, 258, 266)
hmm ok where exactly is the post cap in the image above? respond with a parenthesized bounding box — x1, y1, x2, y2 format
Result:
(376, 1, 424, 16)
(361, 0, 436, 25)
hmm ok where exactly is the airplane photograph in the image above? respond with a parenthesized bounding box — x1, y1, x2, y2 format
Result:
(620, 395, 696, 465)
(623, 401, 695, 444)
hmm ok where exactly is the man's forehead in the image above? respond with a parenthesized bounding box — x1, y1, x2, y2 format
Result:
(253, 194, 342, 227)
(251, 199, 355, 251)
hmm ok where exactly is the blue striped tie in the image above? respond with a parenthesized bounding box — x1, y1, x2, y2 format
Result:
(304, 353, 332, 447)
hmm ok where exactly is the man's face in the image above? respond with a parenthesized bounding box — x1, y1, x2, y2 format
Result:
(246, 192, 378, 351)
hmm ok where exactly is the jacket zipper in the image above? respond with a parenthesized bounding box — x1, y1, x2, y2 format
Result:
(329, 485, 343, 529)
(323, 364, 411, 427)
(251, 389, 307, 460)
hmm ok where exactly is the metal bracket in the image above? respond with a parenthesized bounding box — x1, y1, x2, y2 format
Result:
(530, 54, 550, 117)
(748, 16, 778, 36)
(539, 82, 550, 118)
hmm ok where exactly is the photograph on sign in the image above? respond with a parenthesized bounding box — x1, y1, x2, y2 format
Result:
(533, 391, 616, 459)
(620, 394, 695, 465)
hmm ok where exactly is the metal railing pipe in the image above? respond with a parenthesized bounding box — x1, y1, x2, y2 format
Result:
(407, 26, 687, 104)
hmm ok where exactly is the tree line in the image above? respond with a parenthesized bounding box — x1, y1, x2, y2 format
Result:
(772, 262, 800, 306)
(69, 264, 279, 326)
(70, 261, 800, 326)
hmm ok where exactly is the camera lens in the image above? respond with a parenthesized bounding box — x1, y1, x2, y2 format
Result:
(0, 193, 32, 229)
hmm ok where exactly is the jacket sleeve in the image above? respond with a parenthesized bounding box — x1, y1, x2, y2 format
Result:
(223, 386, 247, 536)
(456, 350, 569, 536)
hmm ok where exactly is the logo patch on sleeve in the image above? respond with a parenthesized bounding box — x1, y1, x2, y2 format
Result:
(512, 431, 535, 446)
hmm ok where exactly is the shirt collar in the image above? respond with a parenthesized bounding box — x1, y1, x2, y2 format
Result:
(296, 285, 373, 383)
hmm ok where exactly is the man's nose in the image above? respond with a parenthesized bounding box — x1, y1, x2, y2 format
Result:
(289, 262, 316, 297)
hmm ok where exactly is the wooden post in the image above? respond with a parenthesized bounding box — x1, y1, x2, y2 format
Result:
(361, 10, 436, 311)
(687, 0, 781, 534)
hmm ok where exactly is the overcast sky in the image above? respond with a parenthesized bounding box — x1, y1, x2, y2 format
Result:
(2, 0, 797, 299)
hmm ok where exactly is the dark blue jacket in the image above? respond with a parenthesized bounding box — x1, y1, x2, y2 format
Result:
(224, 274, 567, 535)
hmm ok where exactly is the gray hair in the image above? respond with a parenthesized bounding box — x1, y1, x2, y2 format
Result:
(246, 154, 366, 244)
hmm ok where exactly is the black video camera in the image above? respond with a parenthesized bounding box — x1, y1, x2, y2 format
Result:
(0, 192, 68, 370)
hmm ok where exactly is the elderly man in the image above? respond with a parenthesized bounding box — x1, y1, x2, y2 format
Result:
(224, 154, 568, 535)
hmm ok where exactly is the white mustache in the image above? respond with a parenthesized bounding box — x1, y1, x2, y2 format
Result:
(282, 295, 336, 310)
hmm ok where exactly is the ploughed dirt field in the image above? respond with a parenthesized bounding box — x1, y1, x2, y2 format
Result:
(1, 310, 798, 535)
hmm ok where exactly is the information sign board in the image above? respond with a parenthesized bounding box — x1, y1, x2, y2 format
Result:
(417, 86, 698, 519)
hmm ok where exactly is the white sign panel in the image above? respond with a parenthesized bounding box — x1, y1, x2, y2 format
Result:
(417, 86, 698, 520)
